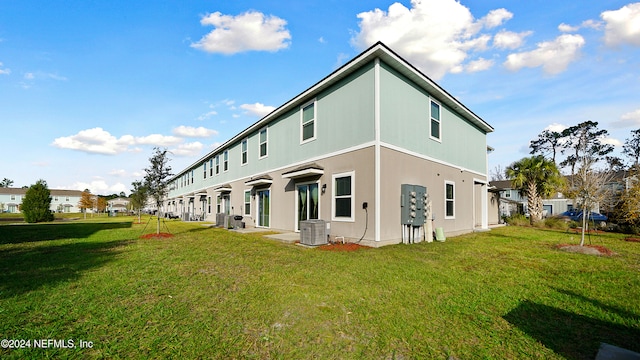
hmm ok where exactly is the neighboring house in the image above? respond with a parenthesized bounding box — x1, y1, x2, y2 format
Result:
(164, 42, 494, 247)
(0, 187, 84, 213)
(489, 178, 619, 218)
(107, 197, 130, 213)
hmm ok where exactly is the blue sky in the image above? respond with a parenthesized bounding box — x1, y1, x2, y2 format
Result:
(1, 0, 639, 195)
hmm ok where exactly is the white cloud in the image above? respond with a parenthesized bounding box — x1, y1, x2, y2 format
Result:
(318, 37, 326, 44)
(52, 127, 183, 155)
(24, 72, 34, 79)
(109, 169, 128, 177)
(581, 19, 603, 30)
(602, 137, 623, 147)
(351, 0, 514, 80)
(558, 23, 579, 32)
(240, 102, 276, 117)
(197, 110, 217, 121)
(191, 11, 291, 54)
(172, 125, 218, 138)
(602, 2, 640, 47)
(545, 123, 568, 133)
(465, 58, 494, 73)
(611, 109, 640, 128)
(0, 62, 10, 75)
(170, 142, 204, 157)
(66, 179, 128, 196)
(504, 34, 585, 75)
(493, 30, 532, 49)
(133, 134, 182, 146)
(481, 8, 513, 28)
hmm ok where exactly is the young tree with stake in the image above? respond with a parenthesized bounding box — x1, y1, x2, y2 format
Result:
(143, 147, 173, 234)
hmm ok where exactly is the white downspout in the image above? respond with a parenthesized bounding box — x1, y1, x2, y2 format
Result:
(374, 58, 381, 244)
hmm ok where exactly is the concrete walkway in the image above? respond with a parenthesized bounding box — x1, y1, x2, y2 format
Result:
(228, 227, 300, 244)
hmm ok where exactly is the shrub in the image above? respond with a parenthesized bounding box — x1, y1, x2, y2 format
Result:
(21, 180, 54, 223)
(505, 214, 529, 226)
(543, 217, 569, 230)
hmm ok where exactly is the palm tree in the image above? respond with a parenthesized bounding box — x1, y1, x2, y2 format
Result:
(506, 155, 564, 225)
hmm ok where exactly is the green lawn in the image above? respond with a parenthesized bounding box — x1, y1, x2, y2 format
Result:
(1, 217, 638, 359)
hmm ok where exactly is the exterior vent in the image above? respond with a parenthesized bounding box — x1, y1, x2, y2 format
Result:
(300, 220, 327, 246)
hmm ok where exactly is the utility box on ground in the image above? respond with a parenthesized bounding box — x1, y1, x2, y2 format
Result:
(300, 219, 327, 246)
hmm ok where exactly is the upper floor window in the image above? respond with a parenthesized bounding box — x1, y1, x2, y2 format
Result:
(203, 162, 207, 179)
(209, 159, 213, 177)
(223, 150, 229, 172)
(241, 138, 248, 165)
(191, 170, 194, 184)
(430, 100, 441, 141)
(215, 155, 220, 175)
(301, 100, 316, 143)
(259, 128, 268, 158)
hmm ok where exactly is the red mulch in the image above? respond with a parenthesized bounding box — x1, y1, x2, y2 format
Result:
(555, 244, 615, 256)
(140, 232, 174, 239)
(318, 242, 370, 251)
(625, 237, 640, 243)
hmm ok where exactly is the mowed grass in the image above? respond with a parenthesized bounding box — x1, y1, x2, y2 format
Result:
(1, 217, 639, 359)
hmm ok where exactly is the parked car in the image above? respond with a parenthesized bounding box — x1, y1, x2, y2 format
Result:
(559, 210, 607, 225)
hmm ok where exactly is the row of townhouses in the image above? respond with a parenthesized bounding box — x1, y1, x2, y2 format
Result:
(0, 188, 132, 214)
(0, 188, 84, 213)
(163, 42, 497, 247)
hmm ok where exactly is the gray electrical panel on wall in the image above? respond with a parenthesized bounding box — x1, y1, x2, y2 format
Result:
(401, 184, 427, 225)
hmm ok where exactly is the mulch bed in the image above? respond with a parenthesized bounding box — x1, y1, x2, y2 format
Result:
(140, 232, 174, 239)
(555, 244, 615, 256)
(625, 237, 640, 243)
(318, 242, 370, 251)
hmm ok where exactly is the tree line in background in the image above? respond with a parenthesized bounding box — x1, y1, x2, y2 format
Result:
(498, 120, 640, 244)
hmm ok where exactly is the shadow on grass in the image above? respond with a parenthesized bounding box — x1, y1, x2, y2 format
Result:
(0, 222, 132, 244)
(0, 239, 130, 299)
(504, 300, 640, 359)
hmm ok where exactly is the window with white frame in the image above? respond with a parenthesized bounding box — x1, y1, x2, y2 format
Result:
(241, 138, 248, 165)
(504, 190, 511, 198)
(430, 100, 441, 141)
(203, 162, 207, 179)
(244, 190, 251, 216)
(259, 128, 268, 158)
(301, 100, 316, 143)
(215, 155, 220, 175)
(332, 171, 355, 221)
(209, 159, 213, 176)
(223, 150, 229, 172)
(445, 181, 455, 219)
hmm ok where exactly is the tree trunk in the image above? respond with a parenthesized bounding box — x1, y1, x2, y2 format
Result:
(580, 204, 587, 246)
(527, 181, 541, 224)
(156, 212, 161, 234)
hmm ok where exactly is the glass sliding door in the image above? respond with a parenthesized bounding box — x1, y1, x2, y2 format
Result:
(257, 189, 270, 227)
(296, 183, 319, 231)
